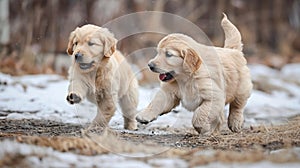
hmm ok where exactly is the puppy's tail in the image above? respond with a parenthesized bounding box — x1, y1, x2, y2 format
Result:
(221, 13, 243, 52)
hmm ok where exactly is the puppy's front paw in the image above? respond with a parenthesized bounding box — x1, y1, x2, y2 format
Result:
(136, 110, 157, 124)
(66, 93, 82, 104)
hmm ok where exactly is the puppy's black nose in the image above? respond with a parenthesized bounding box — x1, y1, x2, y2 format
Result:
(75, 53, 83, 62)
(148, 62, 156, 71)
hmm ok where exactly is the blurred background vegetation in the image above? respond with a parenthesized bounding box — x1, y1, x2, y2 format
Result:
(0, 0, 299, 79)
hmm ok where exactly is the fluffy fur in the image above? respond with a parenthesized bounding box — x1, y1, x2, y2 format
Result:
(66, 24, 138, 130)
(136, 14, 252, 135)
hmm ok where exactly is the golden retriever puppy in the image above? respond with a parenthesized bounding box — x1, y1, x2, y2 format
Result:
(66, 24, 138, 130)
(136, 14, 252, 135)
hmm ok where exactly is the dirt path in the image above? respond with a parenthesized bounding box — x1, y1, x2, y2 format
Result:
(1, 117, 299, 153)
(0, 117, 300, 167)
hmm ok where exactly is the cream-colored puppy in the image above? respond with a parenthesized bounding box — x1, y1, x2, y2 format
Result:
(136, 14, 252, 135)
(66, 24, 138, 130)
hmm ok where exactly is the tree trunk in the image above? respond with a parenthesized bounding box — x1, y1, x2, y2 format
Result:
(0, 0, 9, 44)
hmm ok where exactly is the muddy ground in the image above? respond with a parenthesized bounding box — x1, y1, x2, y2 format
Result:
(0, 115, 300, 167)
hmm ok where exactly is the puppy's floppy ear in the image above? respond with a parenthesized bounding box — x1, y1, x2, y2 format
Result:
(66, 30, 76, 56)
(181, 48, 202, 73)
(102, 29, 117, 57)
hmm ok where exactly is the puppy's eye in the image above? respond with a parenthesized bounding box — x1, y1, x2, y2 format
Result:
(88, 41, 95, 46)
(165, 51, 173, 57)
(74, 42, 78, 46)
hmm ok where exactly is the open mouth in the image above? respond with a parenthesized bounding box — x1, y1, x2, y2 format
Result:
(79, 61, 94, 70)
(159, 71, 175, 82)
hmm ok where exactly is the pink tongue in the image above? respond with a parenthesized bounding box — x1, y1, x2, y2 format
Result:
(159, 74, 166, 81)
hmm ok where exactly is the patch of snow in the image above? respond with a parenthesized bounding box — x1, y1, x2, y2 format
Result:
(243, 64, 300, 125)
(0, 140, 152, 167)
(0, 140, 299, 167)
(281, 63, 300, 78)
(196, 162, 300, 168)
(247, 90, 300, 116)
(1, 63, 300, 132)
(248, 64, 279, 79)
(147, 158, 188, 168)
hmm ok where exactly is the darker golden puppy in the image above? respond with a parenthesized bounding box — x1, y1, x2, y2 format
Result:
(66, 24, 138, 130)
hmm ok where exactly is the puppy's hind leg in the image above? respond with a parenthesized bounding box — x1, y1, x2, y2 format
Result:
(119, 86, 138, 130)
(228, 98, 247, 133)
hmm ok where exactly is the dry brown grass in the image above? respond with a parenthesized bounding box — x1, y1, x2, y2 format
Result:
(0, 117, 299, 166)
